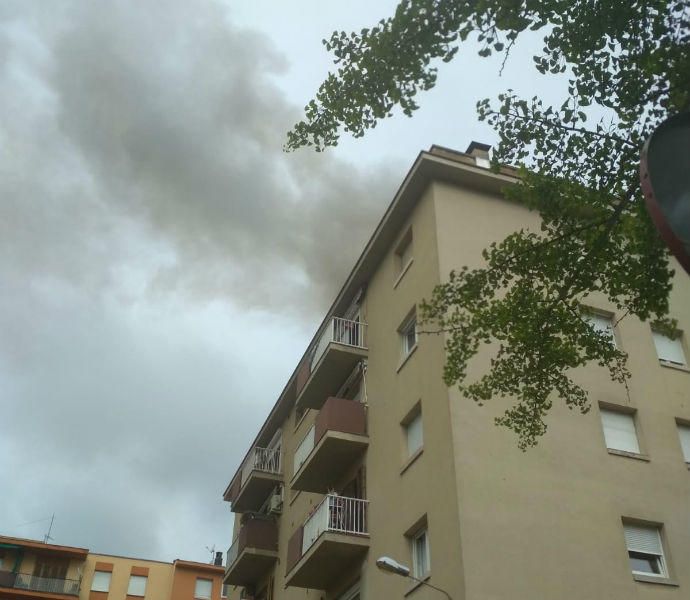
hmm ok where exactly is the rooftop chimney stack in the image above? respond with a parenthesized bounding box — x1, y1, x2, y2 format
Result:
(214, 551, 223, 566)
(465, 141, 492, 168)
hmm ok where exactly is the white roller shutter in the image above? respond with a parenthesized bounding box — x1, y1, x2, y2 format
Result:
(194, 579, 212, 599)
(91, 572, 111, 593)
(652, 331, 686, 365)
(127, 576, 147, 597)
(624, 523, 662, 555)
(601, 409, 640, 453)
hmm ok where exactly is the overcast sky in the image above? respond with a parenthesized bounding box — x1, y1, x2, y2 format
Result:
(0, 1, 564, 563)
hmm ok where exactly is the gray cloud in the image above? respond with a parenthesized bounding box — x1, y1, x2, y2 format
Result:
(0, 0, 397, 561)
(44, 0, 394, 310)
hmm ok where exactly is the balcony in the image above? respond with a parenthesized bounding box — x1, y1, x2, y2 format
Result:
(292, 397, 368, 493)
(285, 495, 369, 589)
(230, 446, 282, 513)
(296, 318, 368, 411)
(0, 571, 80, 597)
(224, 518, 278, 587)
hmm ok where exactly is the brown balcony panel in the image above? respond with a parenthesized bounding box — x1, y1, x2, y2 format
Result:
(292, 398, 368, 493)
(285, 532, 369, 590)
(0, 571, 17, 589)
(224, 520, 278, 587)
(231, 472, 282, 513)
(296, 344, 368, 411)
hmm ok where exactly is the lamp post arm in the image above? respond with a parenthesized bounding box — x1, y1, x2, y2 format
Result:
(406, 575, 453, 600)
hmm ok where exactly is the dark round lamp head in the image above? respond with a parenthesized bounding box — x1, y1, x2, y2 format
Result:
(640, 112, 690, 274)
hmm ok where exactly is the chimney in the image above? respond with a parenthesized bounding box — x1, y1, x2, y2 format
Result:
(214, 551, 223, 566)
(465, 141, 491, 168)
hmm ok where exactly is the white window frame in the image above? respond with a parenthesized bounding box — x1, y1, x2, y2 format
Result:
(652, 329, 687, 366)
(399, 313, 417, 358)
(677, 421, 690, 463)
(194, 578, 213, 600)
(405, 411, 423, 457)
(395, 228, 413, 275)
(623, 522, 668, 579)
(600, 407, 640, 454)
(411, 528, 430, 579)
(91, 571, 112, 593)
(221, 584, 229, 599)
(127, 575, 147, 597)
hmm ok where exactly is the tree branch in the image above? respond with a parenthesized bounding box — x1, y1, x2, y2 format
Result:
(497, 108, 637, 148)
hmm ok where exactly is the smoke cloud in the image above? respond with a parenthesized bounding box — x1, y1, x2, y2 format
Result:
(0, 0, 397, 560)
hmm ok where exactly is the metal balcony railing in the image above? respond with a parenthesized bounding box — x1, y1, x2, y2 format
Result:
(301, 495, 368, 555)
(8, 572, 80, 596)
(310, 318, 367, 371)
(240, 445, 282, 487)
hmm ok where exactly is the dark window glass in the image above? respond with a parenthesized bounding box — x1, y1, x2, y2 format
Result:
(629, 551, 661, 574)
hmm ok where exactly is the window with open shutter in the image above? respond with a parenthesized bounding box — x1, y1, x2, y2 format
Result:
(623, 523, 667, 577)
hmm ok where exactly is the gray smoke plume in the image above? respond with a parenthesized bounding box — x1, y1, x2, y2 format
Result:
(0, 0, 397, 560)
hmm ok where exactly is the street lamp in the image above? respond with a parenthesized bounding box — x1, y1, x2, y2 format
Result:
(640, 111, 690, 274)
(375, 556, 453, 600)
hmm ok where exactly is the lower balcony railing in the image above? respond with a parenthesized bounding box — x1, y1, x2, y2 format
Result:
(310, 318, 367, 373)
(241, 446, 281, 486)
(228, 445, 283, 513)
(296, 318, 368, 411)
(0, 571, 80, 596)
(285, 496, 369, 589)
(302, 495, 368, 554)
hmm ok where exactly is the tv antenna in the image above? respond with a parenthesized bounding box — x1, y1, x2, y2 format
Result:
(205, 545, 216, 564)
(43, 514, 55, 544)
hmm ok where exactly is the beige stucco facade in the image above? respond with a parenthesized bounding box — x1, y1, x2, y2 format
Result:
(79, 554, 225, 600)
(80, 554, 174, 600)
(222, 145, 690, 600)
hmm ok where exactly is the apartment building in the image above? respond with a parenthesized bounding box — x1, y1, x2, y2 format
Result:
(221, 143, 690, 600)
(0, 536, 226, 600)
(0, 535, 88, 600)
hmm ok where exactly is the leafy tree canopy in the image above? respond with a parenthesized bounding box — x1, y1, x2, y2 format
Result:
(286, 0, 690, 448)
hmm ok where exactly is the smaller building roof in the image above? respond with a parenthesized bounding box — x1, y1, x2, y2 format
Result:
(0, 535, 89, 559)
(172, 559, 225, 574)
